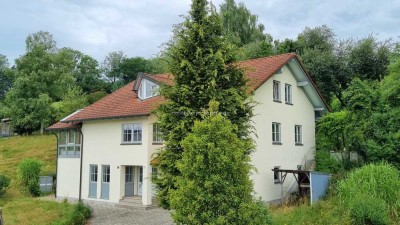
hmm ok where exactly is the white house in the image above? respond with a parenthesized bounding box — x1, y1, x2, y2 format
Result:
(47, 53, 328, 206)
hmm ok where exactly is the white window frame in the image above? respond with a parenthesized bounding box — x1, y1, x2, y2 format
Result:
(272, 122, 281, 144)
(295, 125, 302, 145)
(273, 80, 281, 102)
(138, 79, 159, 100)
(285, 84, 292, 104)
(58, 130, 81, 157)
(152, 123, 163, 144)
(122, 123, 142, 144)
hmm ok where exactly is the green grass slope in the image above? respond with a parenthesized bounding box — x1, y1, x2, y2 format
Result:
(0, 135, 76, 225)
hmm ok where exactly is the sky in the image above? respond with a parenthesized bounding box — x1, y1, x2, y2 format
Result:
(0, 0, 399, 64)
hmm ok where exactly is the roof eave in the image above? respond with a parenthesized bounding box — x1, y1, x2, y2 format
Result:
(287, 57, 331, 115)
(62, 113, 151, 123)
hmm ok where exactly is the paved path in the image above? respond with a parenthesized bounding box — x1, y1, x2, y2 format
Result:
(87, 204, 174, 225)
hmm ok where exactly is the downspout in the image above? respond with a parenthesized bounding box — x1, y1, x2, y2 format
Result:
(78, 129, 84, 202)
(52, 132, 59, 199)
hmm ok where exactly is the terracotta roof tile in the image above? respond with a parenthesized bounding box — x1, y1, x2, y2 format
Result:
(238, 53, 295, 91)
(47, 121, 81, 130)
(63, 81, 165, 122)
(49, 53, 324, 127)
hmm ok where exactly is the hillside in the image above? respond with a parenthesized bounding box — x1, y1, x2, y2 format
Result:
(0, 135, 77, 225)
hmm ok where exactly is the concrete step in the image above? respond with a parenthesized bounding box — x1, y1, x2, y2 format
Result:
(118, 196, 160, 210)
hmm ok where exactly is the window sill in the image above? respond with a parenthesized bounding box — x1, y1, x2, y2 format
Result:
(120, 143, 142, 145)
(59, 155, 80, 158)
(273, 142, 282, 145)
(273, 99, 282, 103)
(285, 102, 293, 105)
(295, 143, 304, 146)
(88, 195, 97, 199)
(100, 197, 109, 200)
(152, 142, 163, 145)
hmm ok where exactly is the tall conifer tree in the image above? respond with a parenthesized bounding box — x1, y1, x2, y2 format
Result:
(153, 0, 253, 209)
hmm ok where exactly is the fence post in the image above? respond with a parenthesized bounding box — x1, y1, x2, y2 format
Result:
(0, 207, 3, 225)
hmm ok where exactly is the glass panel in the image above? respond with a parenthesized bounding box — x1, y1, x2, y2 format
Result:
(68, 130, 75, 144)
(139, 167, 143, 182)
(59, 131, 66, 145)
(145, 80, 153, 98)
(90, 165, 98, 182)
(75, 132, 81, 144)
(75, 146, 81, 155)
(67, 146, 75, 155)
(102, 165, 110, 183)
(59, 146, 66, 155)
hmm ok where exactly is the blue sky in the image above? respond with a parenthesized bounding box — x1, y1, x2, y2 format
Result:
(0, 0, 399, 64)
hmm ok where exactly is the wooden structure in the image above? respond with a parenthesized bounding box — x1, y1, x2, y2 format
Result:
(271, 168, 311, 199)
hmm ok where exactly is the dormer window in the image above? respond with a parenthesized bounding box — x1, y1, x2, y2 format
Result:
(138, 79, 159, 100)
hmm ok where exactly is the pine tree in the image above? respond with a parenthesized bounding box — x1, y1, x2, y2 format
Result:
(153, 0, 253, 209)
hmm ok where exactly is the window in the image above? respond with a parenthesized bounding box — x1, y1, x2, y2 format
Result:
(285, 84, 292, 104)
(122, 124, 142, 144)
(273, 80, 281, 102)
(153, 123, 163, 144)
(90, 165, 98, 182)
(102, 165, 110, 183)
(58, 130, 81, 157)
(272, 122, 281, 143)
(138, 79, 159, 100)
(125, 166, 133, 183)
(274, 166, 281, 184)
(152, 167, 158, 177)
(295, 125, 302, 145)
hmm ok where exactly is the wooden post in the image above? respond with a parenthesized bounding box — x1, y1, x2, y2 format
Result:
(0, 207, 3, 225)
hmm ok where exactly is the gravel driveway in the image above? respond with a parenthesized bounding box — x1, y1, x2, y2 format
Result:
(87, 203, 173, 225)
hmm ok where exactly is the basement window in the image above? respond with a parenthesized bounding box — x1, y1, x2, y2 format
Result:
(274, 166, 281, 184)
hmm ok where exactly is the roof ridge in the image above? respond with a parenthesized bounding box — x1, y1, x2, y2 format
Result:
(237, 52, 296, 64)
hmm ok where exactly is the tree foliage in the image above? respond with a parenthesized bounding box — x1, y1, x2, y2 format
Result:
(2, 32, 80, 134)
(153, 0, 253, 209)
(317, 59, 400, 168)
(170, 103, 270, 224)
(219, 0, 267, 47)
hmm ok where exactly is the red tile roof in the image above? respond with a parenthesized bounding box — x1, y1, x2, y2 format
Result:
(238, 53, 296, 91)
(63, 81, 165, 123)
(49, 53, 324, 129)
(47, 121, 81, 130)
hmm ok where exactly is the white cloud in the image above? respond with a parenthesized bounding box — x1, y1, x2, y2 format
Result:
(0, 0, 399, 64)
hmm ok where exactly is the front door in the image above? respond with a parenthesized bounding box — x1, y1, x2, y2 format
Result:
(125, 166, 134, 196)
(137, 166, 143, 196)
(101, 165, 110, 199)
(89, 165, 98, 198)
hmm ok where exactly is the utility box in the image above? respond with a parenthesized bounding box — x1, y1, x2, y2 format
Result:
(39, 176, 53, 193)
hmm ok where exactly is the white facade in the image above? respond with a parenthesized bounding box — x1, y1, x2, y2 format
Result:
(56, 116, 160, 205)
(55, 60, 326, 205)
(250, 65, 316, 202)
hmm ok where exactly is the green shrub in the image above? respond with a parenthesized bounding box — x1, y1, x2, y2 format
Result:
(0, 174, 11, 197)
(315, 150, 342, 173)
(68, 202, 92, 225)
(338, 163, 400, 210)
(349, 195, 390, 225)
(17, 158, 43, 196)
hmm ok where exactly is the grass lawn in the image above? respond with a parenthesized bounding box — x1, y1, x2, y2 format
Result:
(0, 135, 77, 225)
(270, 197, 351, 225)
